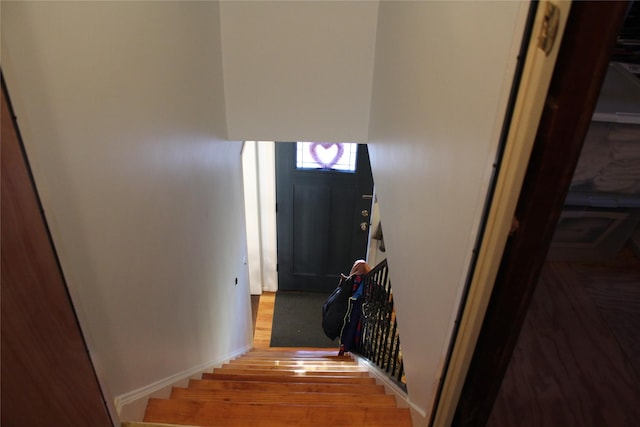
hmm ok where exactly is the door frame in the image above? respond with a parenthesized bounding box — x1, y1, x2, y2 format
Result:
(431, 1, 575, 424)
(449, 2, 629, 426)
(241, 141, 279, 295)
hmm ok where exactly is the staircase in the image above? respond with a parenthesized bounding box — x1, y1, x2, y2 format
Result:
(141, 348, 412, 426)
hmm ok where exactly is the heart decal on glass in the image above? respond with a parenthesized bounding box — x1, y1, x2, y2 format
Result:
(309, 143, 344, 169)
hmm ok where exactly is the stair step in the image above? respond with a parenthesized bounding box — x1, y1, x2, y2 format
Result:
(170, 387, 397, 407)
(229, 358, 358, 366)
(144, 398, 412, 427)
(212, 367, 370, 377)
(242, 354, 346, 358)
(188, 378, 385, 394)
(203, 372, 376, 384)
(242, 352, 348, 357)
(243, 351, 349, 360)
(220, 363, 367, 372)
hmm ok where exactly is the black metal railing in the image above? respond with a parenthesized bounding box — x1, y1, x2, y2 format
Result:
(356, 259, 406, 391)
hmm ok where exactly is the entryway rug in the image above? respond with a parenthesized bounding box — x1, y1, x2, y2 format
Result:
(270, 291, 339, 348)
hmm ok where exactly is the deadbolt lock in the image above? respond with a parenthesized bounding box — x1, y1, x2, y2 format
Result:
(361, 209, 369, 217)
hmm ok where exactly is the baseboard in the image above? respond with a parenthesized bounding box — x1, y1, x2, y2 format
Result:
(352, 354, 429, 426)
(115, 344, 252, 422)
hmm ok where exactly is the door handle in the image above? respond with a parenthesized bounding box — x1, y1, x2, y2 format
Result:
(360, 222, 368, 231)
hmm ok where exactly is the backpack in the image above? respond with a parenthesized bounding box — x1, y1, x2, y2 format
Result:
(321, 276, 354, 340)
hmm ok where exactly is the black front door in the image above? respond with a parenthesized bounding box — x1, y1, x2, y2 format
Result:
(275, 142, 374, 293)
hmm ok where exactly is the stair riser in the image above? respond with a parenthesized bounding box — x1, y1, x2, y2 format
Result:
(203, 372, 376, 384)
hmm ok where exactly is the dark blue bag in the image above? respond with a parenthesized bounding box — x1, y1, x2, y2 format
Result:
(321, 276, 353, 340)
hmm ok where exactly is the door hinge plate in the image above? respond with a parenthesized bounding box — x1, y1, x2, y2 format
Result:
(538, 2, 561, 56)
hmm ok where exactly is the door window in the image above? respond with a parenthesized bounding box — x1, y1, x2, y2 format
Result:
(296, 142, 358, 172)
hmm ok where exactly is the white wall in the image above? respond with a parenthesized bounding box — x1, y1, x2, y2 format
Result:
(367, 1, 528, 423)
(2, 0, 252, 414)
(219, 0, 378, 143)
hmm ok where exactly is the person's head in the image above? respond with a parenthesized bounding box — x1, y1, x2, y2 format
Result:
(349, 259, 371, 277)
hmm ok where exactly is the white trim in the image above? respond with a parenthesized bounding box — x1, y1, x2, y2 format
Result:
(242, 141, 264, 295)
(352, 354, 427, 422)
(256, 141, 278, 293)
(114, 344, 252, 421)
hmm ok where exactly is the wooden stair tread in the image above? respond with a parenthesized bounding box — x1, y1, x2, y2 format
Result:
(245, 350, 343, 355)
(188, 378, 385, 394)
(144, 398, 412, 427)
(204, 372, 375, 384)
(242, 352, 350, 360)
(235, 356, 355, 363)
(212, 367, 369, 377)
(235, 354, 353, 358)
(170, 387, 397, 407)
(228, 358, 359, 367)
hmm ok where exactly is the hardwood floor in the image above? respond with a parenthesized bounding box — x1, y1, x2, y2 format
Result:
(488, 247, 640, 426)
(253, 292, 275, 349)
(251, 294, 260, 332)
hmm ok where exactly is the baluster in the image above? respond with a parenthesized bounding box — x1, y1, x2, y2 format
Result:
(356, 259, 406, 391)
(391, 320, 400, 376)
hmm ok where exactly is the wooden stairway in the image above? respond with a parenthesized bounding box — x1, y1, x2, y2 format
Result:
(142, 348, 411, 426)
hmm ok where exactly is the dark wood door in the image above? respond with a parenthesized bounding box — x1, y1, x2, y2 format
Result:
(276, 142, 374, 293)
